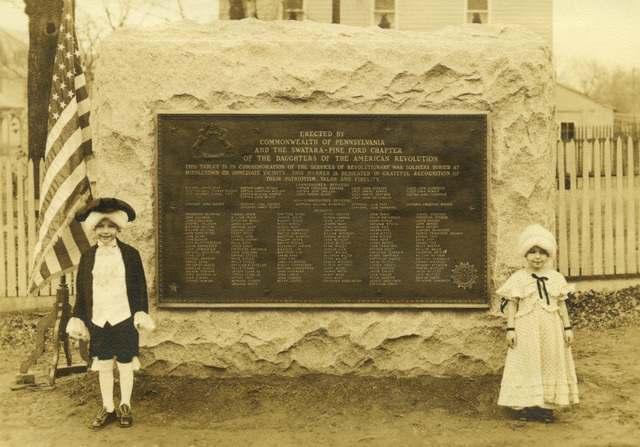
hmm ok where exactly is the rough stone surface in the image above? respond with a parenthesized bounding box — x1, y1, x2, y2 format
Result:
(93, 20, 556, 377)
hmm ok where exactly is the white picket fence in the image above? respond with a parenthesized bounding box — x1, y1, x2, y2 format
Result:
(0, 157, 75, 298)
(1, 136, 638, 299)
(557, 136, 640, 278)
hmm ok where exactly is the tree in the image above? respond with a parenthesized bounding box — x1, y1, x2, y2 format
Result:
(24, 0, 63, 161)
(561, 59, 640, 116)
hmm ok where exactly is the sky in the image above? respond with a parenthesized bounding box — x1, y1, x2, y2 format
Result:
(1, 0, 639, 78)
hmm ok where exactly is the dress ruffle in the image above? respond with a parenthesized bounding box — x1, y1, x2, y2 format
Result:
(497, 269, 575, 317)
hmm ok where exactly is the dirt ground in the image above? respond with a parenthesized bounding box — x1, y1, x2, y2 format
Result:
(1, 324, 639, 447)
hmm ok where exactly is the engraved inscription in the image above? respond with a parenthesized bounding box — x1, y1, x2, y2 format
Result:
(158, 114, 488, 306)
(184, 213, 221, 283)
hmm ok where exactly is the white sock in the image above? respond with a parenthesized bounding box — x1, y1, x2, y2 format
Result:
(97, 359, 115, 412)
(117, 361, 134, 408)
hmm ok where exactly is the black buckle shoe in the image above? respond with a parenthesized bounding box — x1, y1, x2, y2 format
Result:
(118, 403, 133, 428)
(539, 408, 554, 423)
(91, 406, 117, 429)
(514, 408, 531, 421)
(526, 407, 554, 423)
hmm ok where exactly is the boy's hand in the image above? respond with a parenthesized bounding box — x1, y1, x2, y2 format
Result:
(564, 329, 573, 346)
(506, 331, 517, 348)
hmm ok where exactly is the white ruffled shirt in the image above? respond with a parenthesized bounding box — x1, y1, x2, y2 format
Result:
(497, 268, 575, 317)
(91, 240, 131, 327)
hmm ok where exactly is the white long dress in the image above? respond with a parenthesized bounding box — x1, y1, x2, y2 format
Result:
(497, 269, 580, 408)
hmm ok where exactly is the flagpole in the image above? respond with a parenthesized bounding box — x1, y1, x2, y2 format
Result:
(17, 0, 90, 389)
(25, 0, 63, 185)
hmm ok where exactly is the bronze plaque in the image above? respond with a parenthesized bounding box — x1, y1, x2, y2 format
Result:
(157, 113, 488, 307)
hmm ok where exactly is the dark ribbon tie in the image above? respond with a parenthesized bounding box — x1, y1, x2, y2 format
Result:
(532, 273, 550, 305)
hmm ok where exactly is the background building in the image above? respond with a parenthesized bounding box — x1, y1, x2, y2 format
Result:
(0, 28, 27, 159)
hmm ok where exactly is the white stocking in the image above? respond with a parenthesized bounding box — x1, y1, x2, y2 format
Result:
(97, 359, 115, 412)
(117, 361, 134, 408)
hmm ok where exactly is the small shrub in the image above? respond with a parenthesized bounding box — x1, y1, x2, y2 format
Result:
(566, 285, 639, 330)
(1, 313, 54, 354)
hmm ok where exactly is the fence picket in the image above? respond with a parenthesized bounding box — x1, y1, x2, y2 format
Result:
(567, 140, 580, 276)
(16, 161, 27, 296)
(603, 138, 615, 274)
(615, 137, 626, 274)
(637, 137, 640, 274)
(626, 136, 637, 273)
(0, 159, 5, 297)
(5, 160, 16, 296)
(592, 138, 603, 275)
(27, 160, 36, 273)
(557, 142, 568, 276)
(38, 158, 52, 297)
(580, 140, 591, 275)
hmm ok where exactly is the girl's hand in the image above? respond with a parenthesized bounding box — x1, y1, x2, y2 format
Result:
(506, 331, 517, 348)
(564, 329, 574, 346)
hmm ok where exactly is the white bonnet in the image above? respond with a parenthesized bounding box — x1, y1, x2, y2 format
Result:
(517, 224, 556, 257)
(83, 210, 129, 231)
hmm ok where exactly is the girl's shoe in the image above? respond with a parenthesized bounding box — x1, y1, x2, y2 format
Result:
(514, 408, 529, 421)
(528, 407, 554, 423)
(539, 408, 554, 423)
(91, 406, 117, 429)
(118, 403, 133, 428)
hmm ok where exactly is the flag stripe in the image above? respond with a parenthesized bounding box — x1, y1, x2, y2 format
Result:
(70, 218, 92, 255)
(38, 261, 50, 283)
(40, 127, 82, 206)
(34, 168, 89, 255)
(53, 233, 73, 270)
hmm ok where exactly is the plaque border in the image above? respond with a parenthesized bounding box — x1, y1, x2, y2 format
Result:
(155, 111, 491, 309)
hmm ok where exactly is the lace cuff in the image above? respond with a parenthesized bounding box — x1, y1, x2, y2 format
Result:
(66, 317, 89, 340)
(134, 311, 156, 331)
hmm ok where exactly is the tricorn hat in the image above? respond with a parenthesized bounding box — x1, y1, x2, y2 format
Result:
(75, 198, 136, 230)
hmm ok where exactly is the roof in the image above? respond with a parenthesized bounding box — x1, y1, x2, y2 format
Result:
(557, 83, 616, 110)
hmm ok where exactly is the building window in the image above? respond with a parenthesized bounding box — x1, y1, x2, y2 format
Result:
(467, 0, 489, 24)
(284, 0, 303, 20)
(561, 122, 576, 141)
(375, 0, 395, 29)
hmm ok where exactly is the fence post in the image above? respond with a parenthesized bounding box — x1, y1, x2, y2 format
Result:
(567, 140, 579, 276)
(615, 137, 626, 274)
(580, 140, 591, 275)
(17, 161, 27, 296)
(27, 159, 36, 273)
(626, 136, 637, 273)
(0, 158, 5, 297)
(557, 141, 568, 276)
(592, 138, 603, 275)
(5, 160, 16, 296)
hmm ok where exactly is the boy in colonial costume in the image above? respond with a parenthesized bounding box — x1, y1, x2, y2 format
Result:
(66, 198, 154, 429)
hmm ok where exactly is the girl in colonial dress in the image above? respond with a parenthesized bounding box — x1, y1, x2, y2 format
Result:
(497, 224, 579, 422)
(66, 198, 155, 429)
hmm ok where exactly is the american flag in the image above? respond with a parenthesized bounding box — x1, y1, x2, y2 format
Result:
(29, 0, 93, 293)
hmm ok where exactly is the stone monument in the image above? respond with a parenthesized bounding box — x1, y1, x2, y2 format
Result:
(92, 20, 556, 377)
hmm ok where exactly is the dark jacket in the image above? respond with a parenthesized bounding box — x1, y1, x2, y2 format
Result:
(73, 239, 149, 326)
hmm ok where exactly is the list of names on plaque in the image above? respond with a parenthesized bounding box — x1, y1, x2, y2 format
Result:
(158, 113, 488, 306)
(184, 212, 221, 283)
(277, 212, 314, 283)
(416, 213, 450, 283)
(231, 213, 266, 286)
(323, 212, 357, 283)
(369, 213, 403, 286)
